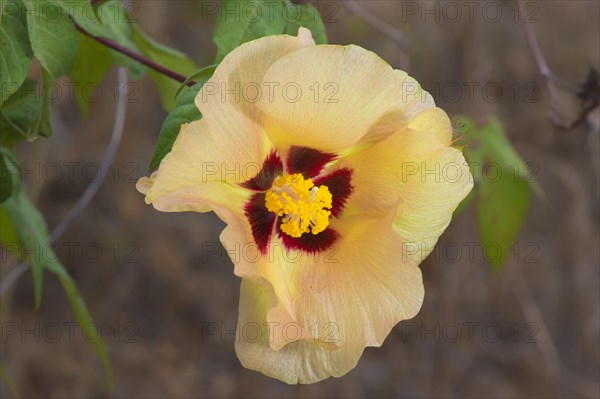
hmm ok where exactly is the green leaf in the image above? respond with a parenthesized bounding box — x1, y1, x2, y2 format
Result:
(284, 2, 327, 44)
(3, 197, 47, 306)
(93, 0, 146, 79)
(174, 64, 217, 99)
(0, 148, 19, 237)
(70, 32, 113, 119)
(455, 116, 483, 183)
(0, 151, 13, 202)
(132, 26, 198, 111)
(148, 79, 211, 171)
(57, 0, 146, 79)
(55, 0, 104, 34)
(50, 264, 114, 392)
(0, 205, 18, 245)
(480, 117, 530, 182)
(23, 0, 79, 78)
(456, 116, 538, 269)
(35, 68, 53, 134)
(0, 147, 19, 240)
(212, 0, 328, 62)
(0, 78, 52, 145)
(0, 148, 114, 391)
(477, 169, 530, 270)
(473, 118, 531, 269)
(213, 0, 288, 63)
(450, 115, 474, 150)
(453, 189, 473, 216)
(0, 147, 45, 307)
(449, 116, 476, 216)
(480, 117, 544, 199)
(0, 0, 33, 104)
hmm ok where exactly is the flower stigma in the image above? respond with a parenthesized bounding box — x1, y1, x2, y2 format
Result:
(265, 173, 333, 238)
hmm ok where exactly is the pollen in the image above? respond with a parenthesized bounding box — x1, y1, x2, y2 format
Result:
(265, 173, 333, 238)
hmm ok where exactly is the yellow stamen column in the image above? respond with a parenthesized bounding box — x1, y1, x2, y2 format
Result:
(265, 174, 333, 237)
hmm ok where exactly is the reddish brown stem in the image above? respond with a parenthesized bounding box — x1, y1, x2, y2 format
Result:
(74, 22, 196, 87)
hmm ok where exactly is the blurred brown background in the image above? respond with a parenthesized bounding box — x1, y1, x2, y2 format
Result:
(1, 0, 599, 397)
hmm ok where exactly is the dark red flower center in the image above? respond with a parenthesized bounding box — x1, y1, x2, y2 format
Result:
(241, 146, 353, 254)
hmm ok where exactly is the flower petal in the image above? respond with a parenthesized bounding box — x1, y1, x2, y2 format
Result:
(138, 119, 250, 214)
(357, 76, 435, 145)
(234, 209, 424, 384)
(285, 146, 336, 177)
(276, 225, 339, 253)
(312, 168, 353, 218)
(258, 45, 433, 152)
(240, 150, 283, 191)
(142, 29, 317, 215)
(195, 27, 315, 156)
(392, 147, 472, 262)
(245, 193, 277, 254)
(402, 105, 453, 145)
(338, 108, 473, 262)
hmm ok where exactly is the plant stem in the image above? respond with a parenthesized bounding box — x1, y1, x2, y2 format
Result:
(74, 22, 196, 86)
(518, 0, 597, 130)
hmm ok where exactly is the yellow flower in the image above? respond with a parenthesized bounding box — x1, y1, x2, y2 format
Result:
(137, 28, 473, 384)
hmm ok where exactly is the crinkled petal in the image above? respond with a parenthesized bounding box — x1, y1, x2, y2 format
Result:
(403, 105, 453, 145)
(234, 209, 424, 384)
(357, 76, 435, 145)
(258, 45, 434, 152)
(337, 108, 473, 262)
